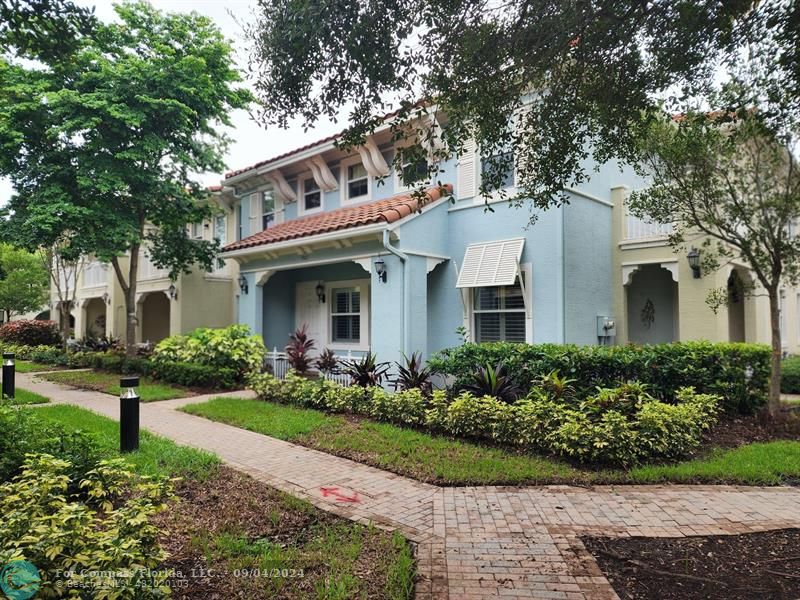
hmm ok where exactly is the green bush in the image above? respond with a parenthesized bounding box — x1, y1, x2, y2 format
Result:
(152, 324, 265, 379)
(781, 356, 800, 393)
(0, 454, 173, 598)
(428, 341, 769, 413)
(0, 319, 61, 346)
(0, 406, 102, 485)
(149, 360, 237, 389)
(248, 372, 720, 466)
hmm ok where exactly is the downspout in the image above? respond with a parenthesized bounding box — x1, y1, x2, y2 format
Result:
(382, 229, 409, 355)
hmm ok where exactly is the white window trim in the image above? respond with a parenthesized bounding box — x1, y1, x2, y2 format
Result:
(393, 141, 432, 193)
(328, 278, 370, 351)
(213, 214, 227, 244)
(261, 189, 279, 231)
(473, 147, 518, 205)
(299, 171, 324, 216)
(190, 222, 204, 240)
(462, 263, 532, 343)
(340, 155, 372, 206)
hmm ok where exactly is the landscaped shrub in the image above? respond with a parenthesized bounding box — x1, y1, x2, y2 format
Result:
(248, 372, 721, 466)
(781, 356, 800, 393)
(0, 319, 61, 346)
(0, 454, 173, 598)
(285, 324, 315, 374)
(152, 324, 265, 379)
(393, 352, 433, 395)
(149, 360, 237, 389)
(340, 352, 390, 387)
(428, 341, 769, 413)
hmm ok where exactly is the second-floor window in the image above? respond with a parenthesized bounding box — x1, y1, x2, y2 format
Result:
(397, 156, 429, 190)
(346, 163, 369, 201)
(302, 177, 322, 213)
(262, 190, 276, 230)
(191, 222, 203, 239)
(480, 150, 515, 192)
(214, 215, 226, 245)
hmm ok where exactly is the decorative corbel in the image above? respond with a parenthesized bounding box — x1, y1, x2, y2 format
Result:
(260, 168, 296, 204)
(356, 137, 390, 177)
(305, 155, 338, 191)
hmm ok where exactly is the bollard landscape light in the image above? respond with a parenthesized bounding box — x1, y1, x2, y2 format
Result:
(119, 376, 140, 453)
(2, 353, 15, 402)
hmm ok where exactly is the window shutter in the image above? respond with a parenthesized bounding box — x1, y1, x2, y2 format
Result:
(249, 193, 260, 221)
(456, 238, 525, 287)
(456, 138, 477, 200)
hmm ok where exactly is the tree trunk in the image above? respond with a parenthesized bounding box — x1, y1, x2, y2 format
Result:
(125, 245, 140, 358)
(767, 290, 783, 417)
(59, 301, 71, 350)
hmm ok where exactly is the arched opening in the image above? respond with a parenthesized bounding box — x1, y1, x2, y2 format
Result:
(727, 270, 746, 342)
(626, 264, 678, 344)
(84, 297, 107, 339)
(34, 310, 50, 320)
(140, 292, 170, 344)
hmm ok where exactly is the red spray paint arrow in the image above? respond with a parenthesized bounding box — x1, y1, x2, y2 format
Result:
(320, 486, 360, 503)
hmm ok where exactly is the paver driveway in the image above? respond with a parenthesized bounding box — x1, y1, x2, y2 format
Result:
(21, 373, 800, 599)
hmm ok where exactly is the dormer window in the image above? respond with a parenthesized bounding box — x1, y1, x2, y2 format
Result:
(302, 176, 322, 213)
(262, 190, 276, 230)
(346, 163, 369, 201)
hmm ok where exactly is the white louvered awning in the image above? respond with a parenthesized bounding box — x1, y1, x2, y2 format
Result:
(455, 238, 525, 288)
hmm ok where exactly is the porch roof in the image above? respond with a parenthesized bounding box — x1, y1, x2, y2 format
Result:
(222, 184, 452, 253)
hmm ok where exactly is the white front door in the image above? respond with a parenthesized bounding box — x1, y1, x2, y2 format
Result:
(295, 281, 327, 354)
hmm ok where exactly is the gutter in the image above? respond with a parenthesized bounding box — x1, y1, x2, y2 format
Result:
(382, 229, 409, 355)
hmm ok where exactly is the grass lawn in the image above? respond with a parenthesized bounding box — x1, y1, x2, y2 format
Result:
(4, 387, 51, 405)
(183, 397, 800, 486)
(16, 360, 65, 373)
(29, 405, 415, 599)
(40, 369, 189, 402)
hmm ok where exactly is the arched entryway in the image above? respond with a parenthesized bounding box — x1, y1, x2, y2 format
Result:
(84, 297, 107, 339)
(727, 270, 746, 342)
(138, 292, 170, 344)
(626, 264, 679, 344)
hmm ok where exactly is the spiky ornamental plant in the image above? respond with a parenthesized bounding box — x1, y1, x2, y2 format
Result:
(285, 323, 316, 375)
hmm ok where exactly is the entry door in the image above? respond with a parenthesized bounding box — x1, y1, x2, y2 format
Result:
(295, 281, 327, 354)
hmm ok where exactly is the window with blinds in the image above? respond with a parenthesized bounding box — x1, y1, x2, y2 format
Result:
(331, 287, 361, 343)
(473, 279, 526, 343)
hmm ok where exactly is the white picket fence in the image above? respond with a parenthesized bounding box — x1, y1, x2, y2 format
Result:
(264, 347, 356, 386)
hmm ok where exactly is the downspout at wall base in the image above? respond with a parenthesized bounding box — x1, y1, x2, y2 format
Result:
(382, 229, 409, 355)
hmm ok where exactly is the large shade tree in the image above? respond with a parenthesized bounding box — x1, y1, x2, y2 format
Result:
(0, 1, 252, 354)
(628, 26, 800, 416)
(244, 0, 797, 210)
(0, 243, 48, 322)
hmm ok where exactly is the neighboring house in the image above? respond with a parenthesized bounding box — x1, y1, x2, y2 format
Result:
(220, 111, 639, 365)
(612, 187, 800, 354)
(50, 187, 239, 344)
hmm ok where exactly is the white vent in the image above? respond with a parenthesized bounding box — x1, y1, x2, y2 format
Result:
(456, 138, 477, 200)
(456, 238, 525, 288)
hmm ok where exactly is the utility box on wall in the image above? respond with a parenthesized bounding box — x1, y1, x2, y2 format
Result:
(596, 315, 617, 338)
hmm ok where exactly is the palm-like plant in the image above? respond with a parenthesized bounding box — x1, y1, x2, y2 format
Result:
(462, 362, 521, 403)
(315, 347, 339, 376)
(393, 352, 433, 395)
(285, 323, 315, 375)
(340, 352, 390, 387)
(538, 370, 577, 400)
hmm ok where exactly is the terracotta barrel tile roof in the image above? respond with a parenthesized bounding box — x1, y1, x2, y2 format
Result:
(223, 184, 452, 253)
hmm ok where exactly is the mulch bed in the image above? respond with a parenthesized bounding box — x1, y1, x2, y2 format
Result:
(701, 411, 800, 450)
(154, 466, 406, 599)
(583, 529, 800, 599)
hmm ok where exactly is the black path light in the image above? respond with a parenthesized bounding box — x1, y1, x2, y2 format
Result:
(2, 353, 14, 402)
(119, 376, 140, 453)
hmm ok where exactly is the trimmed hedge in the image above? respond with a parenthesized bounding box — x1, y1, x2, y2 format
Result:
(0, 319, 60, 346)
(781, 356, 800, 394)
(427, 341, 770, 413)
(249, 372, 720, 466)
(149, 360, 237, 390)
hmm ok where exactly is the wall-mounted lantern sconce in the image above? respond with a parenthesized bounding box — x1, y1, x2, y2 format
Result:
(687, 247, 701, 279)
(315, 282, 326, 303)
(168, 283, 178, 300)
(101, 292, 111, 305)
(374, 258, 387, 283)
(238, 274, 249, 295)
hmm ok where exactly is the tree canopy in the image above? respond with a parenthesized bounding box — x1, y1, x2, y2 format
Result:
(244, 0, 797, 211)
(0, 1, 252, 351)
(0, 0, 96, 59)
(0, 243, 48, 321)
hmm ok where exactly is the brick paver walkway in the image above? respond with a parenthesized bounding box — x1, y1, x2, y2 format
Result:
(20, 373, 800, 599)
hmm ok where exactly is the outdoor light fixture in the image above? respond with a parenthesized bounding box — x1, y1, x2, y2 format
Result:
(687, 247, 702, 279)
(238, 274, 249, 295)
(167, 283, 178, 300)
(101, 292, 110, 305)
(315, 282, 326, 303)
(374, 257, 387, 283)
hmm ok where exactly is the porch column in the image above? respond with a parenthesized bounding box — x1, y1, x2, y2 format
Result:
(74, 299, 87, 340)
(406, 255, 429, 357)
(169, 287, 181, 336)
(237, 271, 271, 338)
(369, 253, 405, 365)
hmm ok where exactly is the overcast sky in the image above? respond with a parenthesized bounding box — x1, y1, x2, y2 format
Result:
(0, 0, 348, 204)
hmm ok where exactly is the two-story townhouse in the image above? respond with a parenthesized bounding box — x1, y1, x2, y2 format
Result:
(220, 111, 642, 364)
(51, 187, 240, 344)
